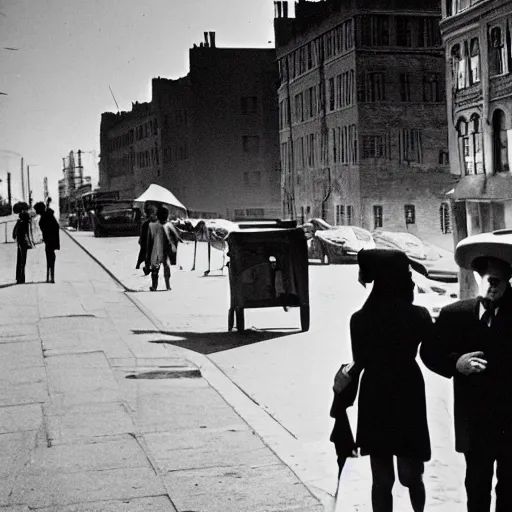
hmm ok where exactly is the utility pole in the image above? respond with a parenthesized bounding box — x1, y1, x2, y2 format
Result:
(7, 172, 11, 209)
(43, 177, 48, 203)
(27, 165, 32, 206)
(20, 157, 25, 202)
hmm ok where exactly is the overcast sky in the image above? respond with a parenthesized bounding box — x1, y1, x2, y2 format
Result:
(0, 0, 287, 204)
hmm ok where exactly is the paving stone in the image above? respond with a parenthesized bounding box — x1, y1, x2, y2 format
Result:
(0, 341, 44, 369)
(145, 427, 274, 473)
(0, 404, 43, 433)
(0, 324, 40, 344)
(45, 402, 134, 445)
(163, 462, 320, 512)
(24, 436, 150, 473)
(34, 496, 176, 512)
(10, 466, 166, 509)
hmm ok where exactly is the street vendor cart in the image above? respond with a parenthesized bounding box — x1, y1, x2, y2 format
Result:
(226, 220, 310, 333)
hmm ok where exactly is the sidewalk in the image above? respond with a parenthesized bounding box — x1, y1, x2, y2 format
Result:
(0, 236, 322, 511)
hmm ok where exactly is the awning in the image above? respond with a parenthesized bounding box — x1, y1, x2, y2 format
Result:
(134, 184, 186, 210)
(451, 173, 512, 201)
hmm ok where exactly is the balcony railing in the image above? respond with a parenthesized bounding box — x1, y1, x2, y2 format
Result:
(454, 84, 482, 109)
(490, 74, 512, 101)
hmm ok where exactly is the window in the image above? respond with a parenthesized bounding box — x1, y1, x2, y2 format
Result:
(398, 129, 423, 163)
(365, 72, 385, 102)
(373, 205, 383, 229)
(242, 136, 260, 154)
(329, 77, 335, 111)
(347, 205, 354, 225)
(440, 203, 451, 234)
(471, 114, 483, 174)
(362, 135, 386, 158)
(306, 87, 316, 118)
(399, 73, 411, 101)
(493, 109, 509, 172)
(455, 0, 469, 14)
(247, 208, 264, 217)
(363, 15, 389, 46)
(307, 133, 315, 166)
(396, 17, 413, 47)
(332, 129, 338, 163)
(457, 118, 472, 175)
(336, 75, 342, 109)
(439, 151, 449, 164)
(490, 27, 506, 76)
(307, 43, 313, 69)
(336, 205, 345, 225)
(418, 17, 441, 47)
(241, 96, 258, 114)
(423, 74, 441, 102)
(295, 93, 304, 122)
(404, 204, 416, 225)
(470, 38, 480, 84)
(451, 44, 467, 90)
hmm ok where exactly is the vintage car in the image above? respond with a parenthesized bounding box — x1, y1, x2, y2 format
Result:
(372, 231, 458, 282)
(301, 218, 375, 264)
(89, 202, 141, 237)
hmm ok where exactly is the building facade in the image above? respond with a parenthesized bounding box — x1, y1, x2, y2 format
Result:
(275, 0, 458, 243)
(99, 34, 281, 220)
(58, 150, 92, 216)
(441, 0, 512, 296)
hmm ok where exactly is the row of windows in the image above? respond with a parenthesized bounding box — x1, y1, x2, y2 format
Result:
(456, 110, 509, 175)
(278, 19, 354, 83)
(328, 71, 355, 111)
(163, 110, 188, 130)
(452, 23, 512, 92)
(447, 0, 483, 17)
(243, 171, 262, 187)
(108, 118, 159, 152)
(360, 72, 442, 103)
(136, 146, 160, 168)
(163, 144, 189, 163)
(361, 15, 441, 48)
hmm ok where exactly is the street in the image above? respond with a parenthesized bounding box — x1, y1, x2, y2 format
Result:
(67, 231, 471, 511)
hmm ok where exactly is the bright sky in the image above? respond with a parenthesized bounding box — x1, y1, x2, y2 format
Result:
(0, 0, 284, 205)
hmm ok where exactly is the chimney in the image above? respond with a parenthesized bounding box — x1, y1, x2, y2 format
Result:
(283, 1, 288, 18)
(204, 31, 209, 47)
(276, 1, 282, 18)
(209, 31, 216, 48)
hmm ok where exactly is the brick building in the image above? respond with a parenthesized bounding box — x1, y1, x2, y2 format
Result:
(99, 34, 281, 220)
(442, 0, 512, 296)
(274, 0, 458, 242)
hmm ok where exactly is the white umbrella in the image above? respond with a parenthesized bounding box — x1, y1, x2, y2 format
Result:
(134, 184, 186, 211)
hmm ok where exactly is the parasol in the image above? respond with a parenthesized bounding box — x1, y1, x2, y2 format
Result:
(455, 230, 512, 270)
(134, 184, 186, 211)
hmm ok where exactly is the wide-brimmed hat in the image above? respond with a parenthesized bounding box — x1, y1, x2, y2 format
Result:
(12, 201, 29, 214)
(357, 248, 427, 285)
(455, 230, 512, 271)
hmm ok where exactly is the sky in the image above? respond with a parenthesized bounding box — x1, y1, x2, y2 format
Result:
(0, 0, 289, 206)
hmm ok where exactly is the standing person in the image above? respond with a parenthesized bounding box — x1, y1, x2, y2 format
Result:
(12, 205, 33, 284)
(34, 199, 60, 283)
(421, 251, 512, 512)
(136, 203, 156, 273)
(146, 206, 174, 291)
(350, 249, 433, 512)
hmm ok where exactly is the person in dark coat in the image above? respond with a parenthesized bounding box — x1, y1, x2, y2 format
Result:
(421, 255, 512, 512)
(351, 248, 433, 512)
(136, 204, 156, 273)
(34, 200, 60, 283)
(12, 207, 33, 284)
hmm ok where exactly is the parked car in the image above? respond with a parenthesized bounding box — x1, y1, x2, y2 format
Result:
(412, 269, 459, 320)
(301, 218, 375, 264)
(90, 202, 141, 237)
(372, 231, 458, 282)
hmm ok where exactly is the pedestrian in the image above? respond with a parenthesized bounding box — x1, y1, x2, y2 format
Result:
(136, 203, 156, 274)
(421, 248, 512, 512)
(12, 203, 33, 284)
(350, 248, 433, 512)
(146, 206, 178, 291)
(34, 199, 60, 283)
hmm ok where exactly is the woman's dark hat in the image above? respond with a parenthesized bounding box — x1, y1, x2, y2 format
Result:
(13, 202, 29, 214)
(357, 248, 427, 286)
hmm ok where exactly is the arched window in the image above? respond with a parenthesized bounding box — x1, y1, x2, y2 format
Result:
(451, 44, 465, 89)
(440, 203, 451, 234)
(470, 38, 480, 84)
(493, 109, 509, 172)
(456, 118, 471, 174)
(490, 27, 506, 76)
(470, 114, 483, 174)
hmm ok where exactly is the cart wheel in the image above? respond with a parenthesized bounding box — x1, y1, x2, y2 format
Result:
(300, 305, 310, 332)
(236, 308, 245, 333)
(228, 308, 234, 331)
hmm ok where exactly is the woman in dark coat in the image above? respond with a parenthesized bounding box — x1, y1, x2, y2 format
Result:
(351, 249, 433, 512)
(12, 207, 33, 284)
(34, 200, 60, 283)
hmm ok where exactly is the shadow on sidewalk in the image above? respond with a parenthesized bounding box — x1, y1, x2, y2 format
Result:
(132, 328, 298, 355)
(0, 281, 50, 289)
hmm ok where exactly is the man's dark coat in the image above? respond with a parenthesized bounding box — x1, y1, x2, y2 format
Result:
(421, 287, 512, 454)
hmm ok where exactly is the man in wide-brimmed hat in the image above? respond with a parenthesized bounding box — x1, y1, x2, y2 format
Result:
(421, 232, 512, 512)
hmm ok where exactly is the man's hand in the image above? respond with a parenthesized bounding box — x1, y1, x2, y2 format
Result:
(456, 351, 487, 375)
